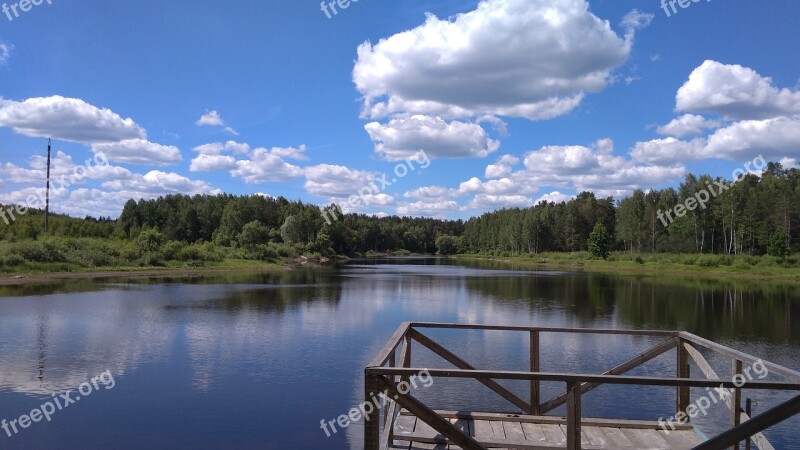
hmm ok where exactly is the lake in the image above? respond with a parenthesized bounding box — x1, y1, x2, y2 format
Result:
(1, 257, 799, 449)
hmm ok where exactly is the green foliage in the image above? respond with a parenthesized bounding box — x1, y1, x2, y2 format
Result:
(768, 229, 790, 258)
(136, 229, 167, 254)
(588, 223, 612, 260)
(238, 221, 272, 251)
(435, 235, 461, 255)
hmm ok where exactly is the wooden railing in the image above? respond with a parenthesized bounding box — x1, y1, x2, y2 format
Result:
(364, 322, 800, 450)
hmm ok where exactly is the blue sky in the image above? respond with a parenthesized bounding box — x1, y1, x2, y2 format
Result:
(1, 0, 799, 219)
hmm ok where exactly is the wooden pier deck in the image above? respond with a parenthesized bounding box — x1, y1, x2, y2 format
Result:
(365, 323, 800, 450)
(390, 410, 706, 449)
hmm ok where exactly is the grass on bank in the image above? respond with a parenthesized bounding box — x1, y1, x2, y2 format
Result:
(454, 251, 800, 279)
(0, 236, 305, 275)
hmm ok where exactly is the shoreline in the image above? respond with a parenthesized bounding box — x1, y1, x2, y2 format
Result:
(2, 253, 799, 287)
(452, 254, 800, 281)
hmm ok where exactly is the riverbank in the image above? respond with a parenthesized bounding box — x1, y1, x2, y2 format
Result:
(453, 252, 800, 281)
(0, 256, 347, 286)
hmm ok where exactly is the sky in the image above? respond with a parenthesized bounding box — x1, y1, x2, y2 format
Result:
(1, 0, 799, 220)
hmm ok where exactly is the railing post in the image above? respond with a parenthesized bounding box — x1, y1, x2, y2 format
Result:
(530, 330, 541, 415)
(732, 359, 743, 450)
(364, 371, 381, 450)
(677, 339, 690, 418)
(401, 333, 411, 385)
(566, 381, 582, 450)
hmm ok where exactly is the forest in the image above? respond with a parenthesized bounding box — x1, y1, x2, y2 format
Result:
(0, 161, 797, 272)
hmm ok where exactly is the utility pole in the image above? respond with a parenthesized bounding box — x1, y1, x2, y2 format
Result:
(44, 138, 51, 233)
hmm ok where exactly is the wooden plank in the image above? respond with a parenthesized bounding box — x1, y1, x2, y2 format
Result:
(472, 420, 495, 440)
(520, 423, 547, 445)
(540, 424, 566, 446)
(581, 427, 609, 447)
(597, 427, 634, 447)
(503, 422, 526, 444)
(657, 429, 704, 449)
(410, 418, 447, 450)
(490, 421, 506, 440)
(621, 428, 670, 448)
(404, 410, 694, 430)
(410, 329, 531, 413)
(540, 337, 678, 413)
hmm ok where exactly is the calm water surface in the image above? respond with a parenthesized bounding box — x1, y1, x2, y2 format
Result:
(1, 258, 799, 449)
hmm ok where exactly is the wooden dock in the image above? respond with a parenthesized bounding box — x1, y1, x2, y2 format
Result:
(389, 410, 706, 449)
(365, 323, 800, 450)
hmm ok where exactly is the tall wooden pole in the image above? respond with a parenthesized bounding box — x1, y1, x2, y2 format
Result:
(44, 138, 51, 233)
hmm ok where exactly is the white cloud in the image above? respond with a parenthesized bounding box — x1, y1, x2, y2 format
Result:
(705, 116, 800, 161)
(193, 143, 225, 155)
(485, 154, 520, 179)
(231, 148, 303, 183)
(103, 170, 216, 194)
(304, 164, 378, 197)
(190, 154, 237, 172)
(467, 194, 534, 210)
(0, 41, 11, 65)
(1, 151, 133, 186)
(91, 139, 182, 165)
(397, 200, 461, 216)
(0, 96, 145, 143)
(403, 185, 455, 201)
(676, 60, 800, 119)
(365, 115, 499, 160)
(224, 126, 239, 136)
(193, 141, 251, 155)
(656, 114, 721, 138)
(196, 110, 225, 127)
(269, 145, 308, 161)
(353, 0, 632, 121)
(535, 191, 575, 204)
(630, 137, 706, 164)
(620, 10, 653, 40)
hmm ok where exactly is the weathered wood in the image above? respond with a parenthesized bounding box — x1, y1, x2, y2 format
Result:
(410, 322, 679, 338)
(694, 395, 800, 450)
(530, 330, 541, 415)
(683, 343, 775, 450)
(401, 410, 695, 430)
(410, 329, 531, 413)
(371, 323, 800, 450)
(365, 373, 383, 450)
(520, 422, 547, 444)
(732, 359, 743, 450)
(678, 339, 690, 418)
(566, 382, 582, 450)
(540, 337, 678, 413)
(376, 375, 487, 450)
(679, 332, 800, 382)
(371, 367, 800, 391)
(370, 322, 412, 368)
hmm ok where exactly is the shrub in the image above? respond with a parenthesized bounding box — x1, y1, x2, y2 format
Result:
(635, 256, 645, 265)
(768, 230, 790, 258)
(588, 223, 612, 260)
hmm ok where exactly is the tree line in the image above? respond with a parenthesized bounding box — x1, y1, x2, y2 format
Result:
(459, 162, 798, 257)
(0, 161, 797, 266)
